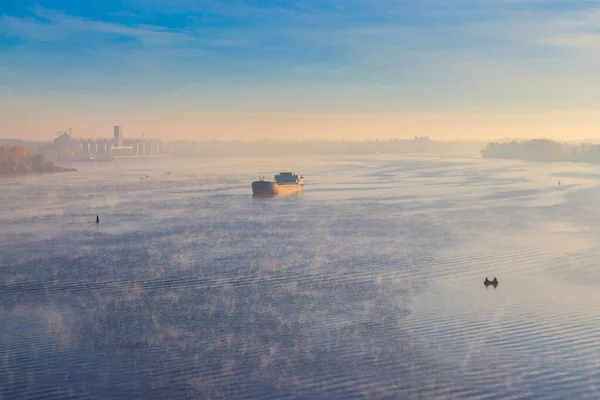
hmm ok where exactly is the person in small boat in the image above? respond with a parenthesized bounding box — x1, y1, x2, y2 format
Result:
(484, 277, 498, 288)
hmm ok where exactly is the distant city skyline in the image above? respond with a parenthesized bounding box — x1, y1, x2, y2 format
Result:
(2, 1, 600, 141)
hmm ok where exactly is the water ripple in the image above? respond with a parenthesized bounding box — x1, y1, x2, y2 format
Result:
(2, 156, 600, 399)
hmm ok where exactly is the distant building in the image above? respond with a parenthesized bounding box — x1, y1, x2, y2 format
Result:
(51, 126, 165, 161)
(54, 132, 74, 147)
(114, 125, 123, 147)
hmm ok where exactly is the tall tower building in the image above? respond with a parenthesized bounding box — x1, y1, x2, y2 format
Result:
(114, 125, 123, 147)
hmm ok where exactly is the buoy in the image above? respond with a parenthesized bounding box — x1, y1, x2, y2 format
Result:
(96, 215, 100, 224)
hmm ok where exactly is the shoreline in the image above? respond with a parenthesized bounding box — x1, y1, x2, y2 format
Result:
(0, 167, 77, 177)
(60, 155, 169, 162)
(482, 155, 600, 165)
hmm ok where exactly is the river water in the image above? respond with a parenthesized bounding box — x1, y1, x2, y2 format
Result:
(2, 154, 600, 399)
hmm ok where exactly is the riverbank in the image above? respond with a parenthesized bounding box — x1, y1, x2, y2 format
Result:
(0, 146, 77, 176)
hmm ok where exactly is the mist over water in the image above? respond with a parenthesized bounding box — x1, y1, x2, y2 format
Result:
(2, 155, 600, 399)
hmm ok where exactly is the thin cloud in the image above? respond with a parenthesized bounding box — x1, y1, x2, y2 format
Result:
(0, 15, 65, 42)
(534, 7, 600, 50)
(0, 7, 193, 47)
(541, 33, 600, 50)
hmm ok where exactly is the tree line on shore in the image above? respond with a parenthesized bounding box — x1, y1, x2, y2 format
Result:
(481, 139, 600, 163)
(0, 146, 76, 175)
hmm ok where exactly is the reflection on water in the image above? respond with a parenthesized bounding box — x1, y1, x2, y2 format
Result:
(252, 191, 305, 199)
(2, 155, 600, 399)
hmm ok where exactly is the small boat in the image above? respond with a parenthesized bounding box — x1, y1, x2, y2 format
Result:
(484, 277, 498, 288)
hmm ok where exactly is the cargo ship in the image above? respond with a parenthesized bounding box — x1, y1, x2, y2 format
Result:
(252, 172, 304, 196)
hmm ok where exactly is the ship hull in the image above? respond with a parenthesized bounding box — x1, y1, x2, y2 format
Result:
(252, 181, 303, 196)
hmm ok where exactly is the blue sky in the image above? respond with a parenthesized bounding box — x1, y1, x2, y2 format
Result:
(2, 0, 600, 140)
